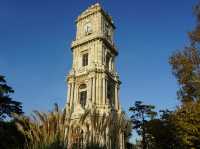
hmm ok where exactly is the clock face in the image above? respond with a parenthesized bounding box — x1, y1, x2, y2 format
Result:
(84, 23, 92, 35)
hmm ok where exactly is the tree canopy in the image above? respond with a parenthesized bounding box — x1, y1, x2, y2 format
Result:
(0, 75, 23, 120)
(129, 101, 157, 149)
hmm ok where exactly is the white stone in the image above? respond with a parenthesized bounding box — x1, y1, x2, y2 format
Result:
(65, 3, 124, 149)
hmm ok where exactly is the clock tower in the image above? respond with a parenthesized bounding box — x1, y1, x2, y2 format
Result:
(66, 3, 124, 149)
(66, 3, 121, 116)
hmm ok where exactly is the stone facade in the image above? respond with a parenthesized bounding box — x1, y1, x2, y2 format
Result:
(65, 3, 124, 149)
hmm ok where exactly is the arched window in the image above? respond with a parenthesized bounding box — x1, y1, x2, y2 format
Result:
(107, 79, 114, 106)
(110, 57, 114, 71)
(82, 53, 88, 66)
(106, 54, 111, 70)
(79, 84, 87, 108)
(106, 53, 114, 71)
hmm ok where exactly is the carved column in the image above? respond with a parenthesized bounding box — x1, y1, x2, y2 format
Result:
(115, 83, 119, 110)
(99, 73, 102, 105)
(90, 77, 93, 100)
(67, 83, 71, 107)
(96, 74, 98, 104)
(69, 80, 75, 110)
(74, 83, 78, 105)
(117, 83, 120, 110)
(102, 75, 106, 105)
(92, 75, 96, 104)
(105, 77, 108, 104)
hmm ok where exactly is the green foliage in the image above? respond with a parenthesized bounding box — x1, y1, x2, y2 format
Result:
(169, 1, 200, 103)
(0, 120, 25, 149)
(167, 2, 200, 148)
(129, 101, 157, 149)
(172, 101, 200, 148)
(0, 75, 23, 120)
(169, 47, 200, 102)
(144, 110, 185, 149)
(144, 102, 200, 149)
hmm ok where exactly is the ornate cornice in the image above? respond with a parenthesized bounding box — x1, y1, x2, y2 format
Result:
(76, 3, 115, 29)
(71, 33, 118, 55)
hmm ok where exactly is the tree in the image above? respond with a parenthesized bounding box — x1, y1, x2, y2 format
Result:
(0, 75, 23, 120)
(169, 2, 200, 103)
(0, 120, 25, 149)
(145, 110, 184, 149)
(172, 98, 200, 148)
(169, 47, 200, 102)
(168, 2, 200, 148)
(129, 101, 157, 149)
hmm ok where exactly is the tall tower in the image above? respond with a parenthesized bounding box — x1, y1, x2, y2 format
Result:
(66, 3, 121, 116)
(66, 3, 124, 148)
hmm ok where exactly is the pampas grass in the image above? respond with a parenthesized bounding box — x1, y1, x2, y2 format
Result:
(14, 104, 131, 149)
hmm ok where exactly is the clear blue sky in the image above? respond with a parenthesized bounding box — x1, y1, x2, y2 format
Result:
(0, 0, 197, 115)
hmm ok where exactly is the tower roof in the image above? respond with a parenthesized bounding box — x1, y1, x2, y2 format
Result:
(76, 3, 115, 29)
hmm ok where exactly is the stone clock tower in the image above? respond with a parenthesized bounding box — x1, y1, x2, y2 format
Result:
(66, 3, 121, 116)
(66, 3, 124, 149)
